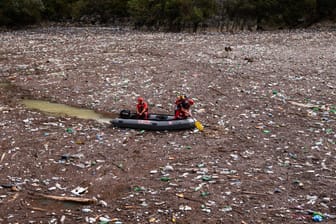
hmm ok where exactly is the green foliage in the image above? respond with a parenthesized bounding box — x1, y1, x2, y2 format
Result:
(128, 0, 216, 31)
(225, 0, 257, 18)
(0, 0, 335, 30)
(43, 0, 87, 22)
(71, 0, 89, 20)
(127, 0, 155, 27)
(81, 0, 129, 22)
(40, 0, 128, 23)
(42, 0, 77, 21)
(164, 0, 183, 30)
(223, 0, 319, 29)
(0, 0, 45, 27)
(280, 0, 317, 26)
(190, 0, 217, 29)
(254, 0, 285, 28)
(317, 0, 336, 18)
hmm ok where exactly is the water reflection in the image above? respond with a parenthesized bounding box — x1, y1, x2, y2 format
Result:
(21, 99, 115, 123)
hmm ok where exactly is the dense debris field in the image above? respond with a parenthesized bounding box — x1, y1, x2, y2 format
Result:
(0, 27, 336, 223)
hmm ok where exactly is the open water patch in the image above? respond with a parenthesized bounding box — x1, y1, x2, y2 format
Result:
(32, 198, 79, 211)
(21, 99, 116, 123)
(0, 82, 12, 88)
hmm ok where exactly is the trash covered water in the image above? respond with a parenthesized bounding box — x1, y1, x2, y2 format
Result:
(0, 27, 336, 223)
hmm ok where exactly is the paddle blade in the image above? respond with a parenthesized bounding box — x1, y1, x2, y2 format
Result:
(195, 120, 204, 131)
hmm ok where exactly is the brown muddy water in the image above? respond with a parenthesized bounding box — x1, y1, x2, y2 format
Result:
(0, 82, 12, 88)
(21, 99, 115, 124)
(0, 81, 115, 123)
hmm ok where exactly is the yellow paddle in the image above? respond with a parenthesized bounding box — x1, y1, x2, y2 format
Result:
(194, 119, 204, 131)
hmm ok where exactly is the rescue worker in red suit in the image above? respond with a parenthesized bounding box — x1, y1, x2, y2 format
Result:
(174, 95, 194, 119)
(136, 97, 148, 119)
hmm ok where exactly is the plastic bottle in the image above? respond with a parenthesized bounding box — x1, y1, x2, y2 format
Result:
(312, 214, 323, 222)
(201, 191, 210, 197)
(160, 176, 170, 182)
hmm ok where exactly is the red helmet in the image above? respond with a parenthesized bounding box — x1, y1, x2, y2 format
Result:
(138, 97, 144, 103)
(189, 99, 194, 105)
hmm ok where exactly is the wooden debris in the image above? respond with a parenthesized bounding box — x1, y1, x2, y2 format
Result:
(0, 153, 5, 163)
(7, 192, 19, 203)
(37, 193, 97, 204)
(239, 191, 269, 196)
(30, 206, 48, 212)
(288, 101, 319, 108)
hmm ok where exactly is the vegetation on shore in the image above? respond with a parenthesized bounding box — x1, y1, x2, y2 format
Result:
(0, 0, 335, 31)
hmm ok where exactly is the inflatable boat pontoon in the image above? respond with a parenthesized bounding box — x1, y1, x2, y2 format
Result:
(111, 110, 195, 131)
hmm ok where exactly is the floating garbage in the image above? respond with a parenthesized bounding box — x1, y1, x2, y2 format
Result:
(71, 186, 88, 196)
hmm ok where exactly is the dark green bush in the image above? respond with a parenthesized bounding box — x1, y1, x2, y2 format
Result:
(1, 0, 335, 30)
(0, 0, 44, 27)
(128, 0, 216, 31)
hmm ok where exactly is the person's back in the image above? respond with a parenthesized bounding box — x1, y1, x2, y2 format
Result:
(174, 95, 184, 119)
(136, 97, 148, 119)
(174, 95, 194, 119)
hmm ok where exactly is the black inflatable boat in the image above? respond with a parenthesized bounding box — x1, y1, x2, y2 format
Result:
(111, 110, 195, 131)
